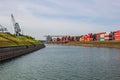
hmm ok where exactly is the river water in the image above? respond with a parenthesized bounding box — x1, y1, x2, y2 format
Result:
(0, 45, 120, 80)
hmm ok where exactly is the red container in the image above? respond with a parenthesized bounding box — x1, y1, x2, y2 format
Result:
(87, 38, 90, 41)
(52, 38, 57, 42)
(114, 36, 120, 40)
(82, 36, 85, 41)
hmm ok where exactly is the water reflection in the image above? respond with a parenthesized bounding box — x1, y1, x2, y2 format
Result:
(0, 45, 120, 80)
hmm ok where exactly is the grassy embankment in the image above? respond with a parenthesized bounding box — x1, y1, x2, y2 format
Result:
(66, 41, 120, 48)
(0, 32, 43, 48)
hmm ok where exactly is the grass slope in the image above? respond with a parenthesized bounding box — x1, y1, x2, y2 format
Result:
(0, 32, 42, 47)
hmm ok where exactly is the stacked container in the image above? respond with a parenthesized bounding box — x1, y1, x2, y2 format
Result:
(96, 34, 100, 41)
(87, 33, 93, 41)
(52, 37, 61, 42)
(57, 38, 60, 42)
(61, 36, 69, 42)
(52, 38, 57, 42)
(96, 32, 106, 41)
(114, 30, 120, 40)
(104, 32, 113, 40)
(85, 35, 87, 41)
(100, 34, 105, 41)
(82, 36, 85, 41)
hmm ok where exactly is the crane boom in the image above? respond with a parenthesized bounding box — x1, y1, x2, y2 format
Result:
(11, 14, 16, 27)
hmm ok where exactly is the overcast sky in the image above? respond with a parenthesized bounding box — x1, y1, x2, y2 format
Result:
(0, 0, 120, 40)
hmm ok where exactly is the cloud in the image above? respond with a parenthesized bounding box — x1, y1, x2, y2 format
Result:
(0, 0, 120, 40)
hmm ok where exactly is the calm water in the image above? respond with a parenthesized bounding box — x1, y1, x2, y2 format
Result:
(0, 45, 120, 80)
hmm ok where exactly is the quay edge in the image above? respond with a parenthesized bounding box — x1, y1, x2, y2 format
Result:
(0, 44, 45, 62)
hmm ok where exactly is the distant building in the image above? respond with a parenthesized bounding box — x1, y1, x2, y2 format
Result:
(46, 35, 52, 42)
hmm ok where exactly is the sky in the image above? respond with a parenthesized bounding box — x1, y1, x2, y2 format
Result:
(0, 0, 120, 40)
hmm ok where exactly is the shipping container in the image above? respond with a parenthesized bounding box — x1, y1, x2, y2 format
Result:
(104, 32, 113, 40)
(82, 36, 85, 41)
(114, 30, 120, 40)
(96, 32, 106, 41)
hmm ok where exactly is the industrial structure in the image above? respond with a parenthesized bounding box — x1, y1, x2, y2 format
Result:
(0, 24, 7, 32)
(11, 14, 21, 36)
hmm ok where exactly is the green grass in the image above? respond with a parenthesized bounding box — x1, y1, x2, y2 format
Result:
(66, 41, 120, 48)
(67, 41, 120, 45)
(0, 32, 42, 47)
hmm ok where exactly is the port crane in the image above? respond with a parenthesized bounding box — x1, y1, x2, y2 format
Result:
(0, 24, 7, 32)
(11, 14, 21, 36)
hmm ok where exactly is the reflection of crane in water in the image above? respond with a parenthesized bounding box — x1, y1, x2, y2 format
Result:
(11, 14, 21, 36)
